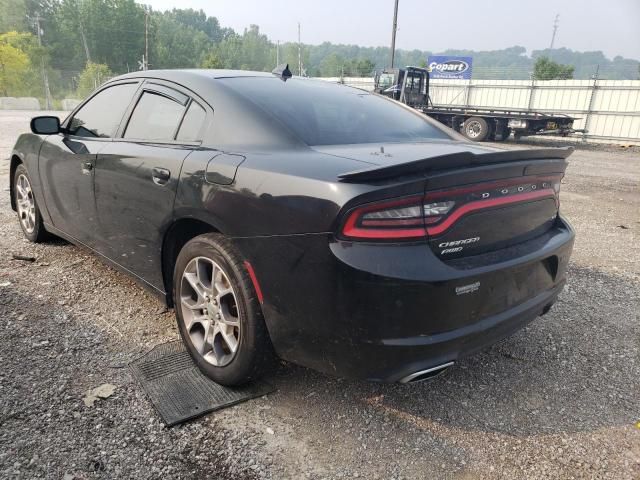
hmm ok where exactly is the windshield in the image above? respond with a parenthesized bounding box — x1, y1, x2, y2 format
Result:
(377, 73, 396, 88)
(220, 77, 450, 146)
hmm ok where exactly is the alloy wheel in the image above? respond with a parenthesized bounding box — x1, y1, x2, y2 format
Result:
(179, 256, 241, 367)
(15, 174, 36, 233)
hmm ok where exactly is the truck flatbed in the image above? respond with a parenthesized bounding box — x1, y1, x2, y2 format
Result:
(374, 66, 583, 141)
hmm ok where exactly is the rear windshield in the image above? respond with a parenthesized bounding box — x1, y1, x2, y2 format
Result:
(219, 77, 450, 146)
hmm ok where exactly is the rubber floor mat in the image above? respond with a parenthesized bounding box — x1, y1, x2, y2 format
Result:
(129, 341, 274, 426)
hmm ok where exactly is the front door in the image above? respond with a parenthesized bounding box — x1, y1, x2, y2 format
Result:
(39, 82, 140, 245)
(94, 84, 207, 289)
(404, 71, 426, 107)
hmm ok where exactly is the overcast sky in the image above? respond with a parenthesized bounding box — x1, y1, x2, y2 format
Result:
(143, 0, 640, 60)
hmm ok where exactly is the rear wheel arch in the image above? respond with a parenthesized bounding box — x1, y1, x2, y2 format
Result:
(161, 218, 222, 307)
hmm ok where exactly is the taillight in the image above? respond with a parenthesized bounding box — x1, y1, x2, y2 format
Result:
(342, 195, 426, 239)
(340, 175, 561, 241)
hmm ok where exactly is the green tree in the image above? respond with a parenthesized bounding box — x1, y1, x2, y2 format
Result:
(353, 58, 375, 76)
(201, 50, 223, 69)
(318, 52, 344, 76)
(0, 0, 28, 32)
(76, 61, 111, 97)
(0, 31, 31, 96)
(165, 8, 232, 43)
(151, 11, 210, 69)
(533, 56, 575, 80)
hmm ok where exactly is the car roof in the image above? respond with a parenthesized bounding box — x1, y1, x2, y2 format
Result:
(106, 69, 312, 149)
(112, 69, 276, 83)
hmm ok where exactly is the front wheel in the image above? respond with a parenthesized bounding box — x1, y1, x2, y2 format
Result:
(173, 233, 275, 386)
(13, 164, 49, 242)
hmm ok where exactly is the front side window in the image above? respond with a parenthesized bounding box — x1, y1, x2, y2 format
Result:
(124, 91, 186, 141)
(68, 83, 138, 138)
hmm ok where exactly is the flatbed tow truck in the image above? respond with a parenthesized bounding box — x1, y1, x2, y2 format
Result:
(374, 66, 582, 142)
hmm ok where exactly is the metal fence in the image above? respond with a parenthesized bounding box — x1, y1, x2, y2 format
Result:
(319, 76, 640, 144)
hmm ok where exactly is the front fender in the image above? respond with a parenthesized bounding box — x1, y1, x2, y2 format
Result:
(10, 134, 46, 216)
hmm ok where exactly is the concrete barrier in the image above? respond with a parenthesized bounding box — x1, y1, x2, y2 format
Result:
(0, 97, 41, 110)
(61, 99, 81, 111)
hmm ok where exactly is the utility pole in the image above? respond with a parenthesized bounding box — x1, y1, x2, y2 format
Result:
(79, 18, 91, 64)
(549, 14, 559, 50)
(33, 15, 52, 110)
(297, 22, 302, 76)
(276, 40, 280, 66)
(144, 9, 149, 70)
(390, 0, 399, 68)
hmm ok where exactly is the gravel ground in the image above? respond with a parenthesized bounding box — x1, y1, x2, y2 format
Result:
(0, 111, 639, 479)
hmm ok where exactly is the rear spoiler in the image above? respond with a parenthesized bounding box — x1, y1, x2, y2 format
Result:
(338, 147, 574, 182)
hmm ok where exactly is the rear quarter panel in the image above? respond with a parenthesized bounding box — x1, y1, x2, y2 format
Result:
(174, 149, 382, 236)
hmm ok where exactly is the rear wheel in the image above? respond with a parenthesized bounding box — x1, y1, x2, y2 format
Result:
(13, 164, 49, 242)
(173, 233, 275, 386)
(462, 117, 490, 142)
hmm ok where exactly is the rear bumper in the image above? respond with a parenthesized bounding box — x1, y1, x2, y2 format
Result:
(349, 279, 564, 382)
(234, 216, 574, 382)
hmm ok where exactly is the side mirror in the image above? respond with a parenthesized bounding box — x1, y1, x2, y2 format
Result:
(31, 116, 61, 135)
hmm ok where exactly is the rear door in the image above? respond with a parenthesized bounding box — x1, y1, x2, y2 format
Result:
(39, 82, 139, 245)
(93, 82, 208, 288)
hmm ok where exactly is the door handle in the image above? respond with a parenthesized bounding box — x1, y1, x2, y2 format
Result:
(82, 161, 94, 174)
(152, 167, 171, 185)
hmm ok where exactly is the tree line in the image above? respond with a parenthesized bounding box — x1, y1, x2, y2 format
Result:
(0, 0, 638, 103)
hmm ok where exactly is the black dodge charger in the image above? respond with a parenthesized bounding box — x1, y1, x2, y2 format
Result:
(9, 68, 575, 385)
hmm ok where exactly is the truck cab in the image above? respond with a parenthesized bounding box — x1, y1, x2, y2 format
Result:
(374, 67, 430, 109)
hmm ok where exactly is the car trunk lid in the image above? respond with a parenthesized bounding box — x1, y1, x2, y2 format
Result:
(334, 143, 572, 259)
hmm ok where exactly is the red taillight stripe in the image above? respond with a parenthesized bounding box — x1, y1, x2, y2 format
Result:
(360, 218, 424, 227)
(426, 189, 555, 236)
(243, 260, 264, 304)
(343, 224, 426, 239)
(340, 176, 561, 241)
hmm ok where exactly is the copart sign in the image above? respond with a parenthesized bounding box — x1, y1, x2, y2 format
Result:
(427, 56, 473, 79)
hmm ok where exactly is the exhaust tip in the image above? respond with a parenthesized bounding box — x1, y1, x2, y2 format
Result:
(399, 361, 455, 384)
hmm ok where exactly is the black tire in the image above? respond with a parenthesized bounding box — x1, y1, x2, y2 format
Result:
(13, 164, 49, 242)
(173, 233, 275, 386)
(462, 117, 490, 142)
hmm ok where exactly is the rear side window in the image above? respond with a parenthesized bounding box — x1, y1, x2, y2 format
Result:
(68, 83, 138, 138)
(176, 101, 206, 142)
(124, 92, 186, 141)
